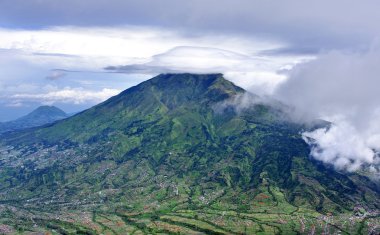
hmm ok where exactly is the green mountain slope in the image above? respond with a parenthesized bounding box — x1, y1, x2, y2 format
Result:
(0, 74, 378, 234)
(0, 105, 68, 134)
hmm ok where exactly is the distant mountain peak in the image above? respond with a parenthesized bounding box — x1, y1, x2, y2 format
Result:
(21, 105, 67, 120)
(34, 105, 63, 111)
(0, 105, 68, 134)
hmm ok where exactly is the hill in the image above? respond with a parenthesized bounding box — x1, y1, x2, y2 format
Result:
(0, 105, 68, 134)
(0, 74, 378, 234)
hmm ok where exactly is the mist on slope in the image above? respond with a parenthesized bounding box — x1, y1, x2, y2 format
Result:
(274, 47, 380, 175)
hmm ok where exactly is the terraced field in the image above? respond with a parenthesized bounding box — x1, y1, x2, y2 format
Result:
(1, 208, 378, 234)
(1, 185, 378, 234)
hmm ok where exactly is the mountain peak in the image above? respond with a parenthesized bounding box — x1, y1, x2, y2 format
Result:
(148, 73, 240, 92)
(99, 73, 245, 115)
(1, 73, 379, 233)
(0, 106, 68, 134)
(17, 105, 67, 121)
(151, 73, 224, 82)
(31, 105, 66, 116)
(126, 73, 245, 105)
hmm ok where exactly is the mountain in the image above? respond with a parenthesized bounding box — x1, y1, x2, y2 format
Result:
(0, 74, 378, 234)
(0, 105, 68, 134)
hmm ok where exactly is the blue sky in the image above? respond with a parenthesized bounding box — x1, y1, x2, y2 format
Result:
(1, 0, 380, 172)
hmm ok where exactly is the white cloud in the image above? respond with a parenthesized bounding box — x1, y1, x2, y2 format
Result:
(303, 117, 379, 173)
(275, 47, 380, 173)
(46, 70, 66, 80)
(10, 87, 120, 105)
(0, 26, 310, 107)
(106, 46, 311, 94)
(0, 26, 286, 70)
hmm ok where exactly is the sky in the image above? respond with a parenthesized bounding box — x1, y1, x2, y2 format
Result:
(0, 0, 379, 173)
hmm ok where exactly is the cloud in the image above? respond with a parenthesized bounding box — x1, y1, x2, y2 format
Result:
(0, 25, 319, 92)
(105, 46, 309, 94)
(1, 0, 380, 53)
(5, 101, 24, 108)
(0, 43, 146, 120)
(0, 26, 283, 61)
(0, 26, 291, 74)
(10, 87, 121, 105)
(274, 47, 380, 173)
(0, 26, 306, 98)
(46, 70, 66, 80)
(105, 46, 254, 74)
(303, 119, 380, 173)
(0, 26, 304, 121)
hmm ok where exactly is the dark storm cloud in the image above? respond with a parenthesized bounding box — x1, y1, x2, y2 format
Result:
(1, 0, 380, 52)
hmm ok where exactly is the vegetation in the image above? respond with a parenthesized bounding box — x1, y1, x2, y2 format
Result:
(0, 74, 378, 234)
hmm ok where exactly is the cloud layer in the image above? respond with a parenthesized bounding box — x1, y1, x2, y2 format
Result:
(105, 46, 309, 94)
(303, 119, 380, 173)
(1, 0, 380, 52)
(10, 87, 120, 105)
(275, 47, 380, 174)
